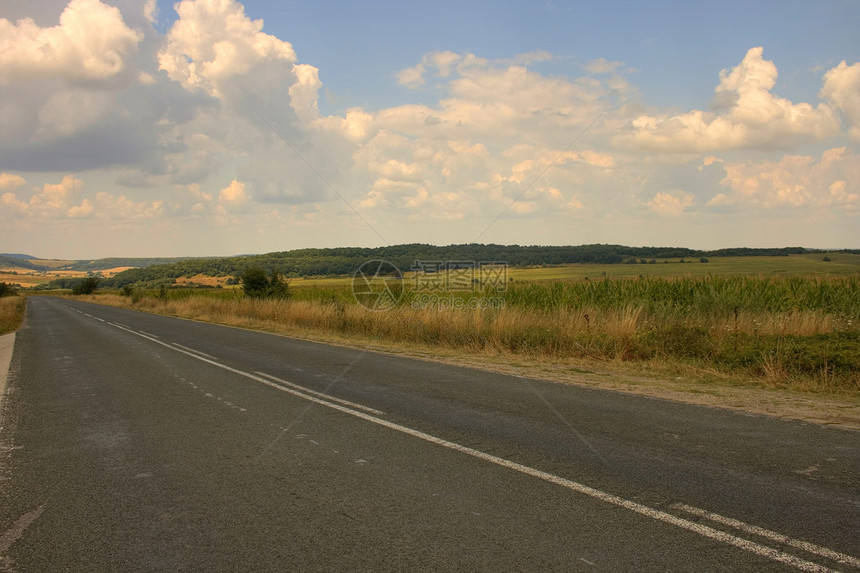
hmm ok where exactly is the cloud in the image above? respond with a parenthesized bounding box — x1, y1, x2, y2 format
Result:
(616, 47, 840, 153)
(349, 50, 617, 150)
(585, 58, 623, 74)
(0, 0, 143, 86)
(0, 173, 26, 190)
(219, 179, 249, 207)
(0, 173, 165, 220)
(93, 192, 163, 219)
(30, 174, 84, 213)
(648, 190, 694, 216)
(821, 61, 860, 142)
(158, 0, 296, 99)
(289, 64, 322, 122)
(0, 1, 177, 172)
(67, 198, 93, 218)
(33, 89, 115, 140)
(155, 0, 326, 201)
(396, 64, 426, 89)
(1, 190, 29, 216)
(0, 174, 91, 218)
(143, 0, 157, 23)
(311, 50, 632, 223)
(396, 50, 467, 88)
(708, 147, 860, 210)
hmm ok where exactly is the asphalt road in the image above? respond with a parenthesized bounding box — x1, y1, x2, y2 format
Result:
(0, 297, 857, 571)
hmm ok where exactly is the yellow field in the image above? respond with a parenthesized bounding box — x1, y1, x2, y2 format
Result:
(0, 270, 51, 288)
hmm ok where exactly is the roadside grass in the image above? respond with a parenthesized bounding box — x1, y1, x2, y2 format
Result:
(0, 296, 26, 335)
(70, 272, 860, 396)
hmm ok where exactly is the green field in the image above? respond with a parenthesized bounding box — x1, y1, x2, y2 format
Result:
(504, 254, 860, 282)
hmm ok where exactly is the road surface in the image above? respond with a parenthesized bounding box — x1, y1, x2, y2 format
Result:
(0, 297, 857, 571)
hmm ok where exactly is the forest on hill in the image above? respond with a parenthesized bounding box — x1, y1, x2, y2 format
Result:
(31, 244, 823, 290)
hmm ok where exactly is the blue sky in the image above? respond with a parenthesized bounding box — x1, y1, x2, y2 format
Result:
(1, 0, 858, 258)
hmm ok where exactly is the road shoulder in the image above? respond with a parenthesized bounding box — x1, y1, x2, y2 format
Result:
(0, 333, 14, 403)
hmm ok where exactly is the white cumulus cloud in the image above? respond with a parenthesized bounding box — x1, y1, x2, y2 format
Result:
(820, 60, 860, 142)
(158, 0, 296, 99)
(616, 47, 840, 153)
(219, 179, 249, 206)
(0, 0, 143, 86)
(708, 147, 860, 210)
(648, 191, 694, 217)
(0, 173, 26, 190)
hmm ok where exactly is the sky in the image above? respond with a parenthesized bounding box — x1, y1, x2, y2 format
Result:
(1, 0, 859, 259)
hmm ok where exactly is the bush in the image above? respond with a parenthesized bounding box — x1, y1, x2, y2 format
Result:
(0, 282, 18, 297)
(241, 266, 291, 299)
(72, 277, 100, 295)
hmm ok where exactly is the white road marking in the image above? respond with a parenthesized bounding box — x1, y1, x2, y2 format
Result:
(255, 371, 386, 416)
(671, 502, 860, 568)
(104, 320, 852, 572)
(172, 343, 218, 361)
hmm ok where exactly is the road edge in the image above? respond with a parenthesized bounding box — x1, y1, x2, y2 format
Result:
(0, 333, 14, 405)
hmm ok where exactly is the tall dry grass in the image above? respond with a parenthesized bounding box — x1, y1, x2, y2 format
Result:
(0, 296, 26, 335)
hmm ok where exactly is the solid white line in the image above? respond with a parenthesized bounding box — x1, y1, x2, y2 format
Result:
(172, 343, 218, 361)
(671, 503, 860, 568)
(255, 371, 386, 416)
(106, 321, 848, 572)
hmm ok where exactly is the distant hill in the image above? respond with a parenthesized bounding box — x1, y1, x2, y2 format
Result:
(66, 257, 206, 272)
(0, 255, 46, 271)
(35, 243, 817, 289)
(0, 253, 37, 259)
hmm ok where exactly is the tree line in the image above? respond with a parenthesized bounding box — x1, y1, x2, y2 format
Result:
(33, 243, 820, 290)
